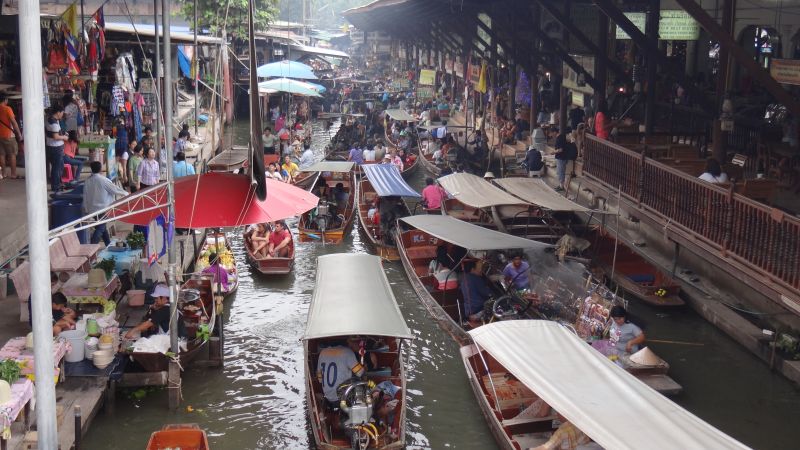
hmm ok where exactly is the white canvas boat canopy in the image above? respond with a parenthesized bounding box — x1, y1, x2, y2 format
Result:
(494, 178, 594, 213)
(384, 109, 417, 122)
(301, 161, 355, 173)
(400, 215, 549, 251)
(303, 254, 413, 340)
(438, 173, 529, 208)
(468, 321, 749, 450)
(289, 43, 351, 59)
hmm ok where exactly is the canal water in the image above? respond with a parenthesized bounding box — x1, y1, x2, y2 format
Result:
(83, 118, 800, 449)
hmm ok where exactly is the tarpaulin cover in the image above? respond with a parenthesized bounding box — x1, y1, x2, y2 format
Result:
(494, 178, 593, 212)
(438, 173, 529, 208)
(362, 164, 420, 198)
(300, 161, 355, 173)
(384, 109, 417, 122)
(256, 60, 317, 79)
(400, 215, 548, 251)
(303, 254, 413, 340)
(468, 321, 749, 450)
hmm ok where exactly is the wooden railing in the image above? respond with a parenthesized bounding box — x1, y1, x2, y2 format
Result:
(583, 135, 800, 298)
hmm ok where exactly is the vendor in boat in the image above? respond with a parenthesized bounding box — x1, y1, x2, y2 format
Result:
(608, 306, 646, 354)
(461, 260, 492, 323)
(503, 253, 531, 291)
(333, 182, 348, 213)
(317, 343, 366, 404)
(266, 221, 292, 258)
(202, 252, 229, 292)
(124, 284, 172, 339)
(421, 177, 446, 212)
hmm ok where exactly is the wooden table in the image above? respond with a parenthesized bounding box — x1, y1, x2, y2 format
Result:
(0, 379, 34, 450)
(61, 273, 120, 309)
(0, 337, 71, 380)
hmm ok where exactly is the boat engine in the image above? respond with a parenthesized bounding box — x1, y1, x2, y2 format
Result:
(337, 380, 375, 450)
(315, 201, 331, 232)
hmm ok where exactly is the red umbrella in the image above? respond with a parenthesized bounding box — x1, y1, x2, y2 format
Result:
(110, 173, 318, 227)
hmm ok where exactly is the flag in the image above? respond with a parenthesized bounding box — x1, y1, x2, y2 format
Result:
(63, 25, 80, 75)
(63, 2, 79, 37)
(476, 61, 487, 94)
(93, 6, 105, 29)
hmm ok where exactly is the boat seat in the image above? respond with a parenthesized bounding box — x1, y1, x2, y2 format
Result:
(628, 274, 656, 284)
(406, 245, 438, 261)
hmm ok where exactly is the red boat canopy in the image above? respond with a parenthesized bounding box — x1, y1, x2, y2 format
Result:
(110, 173, 318, 228)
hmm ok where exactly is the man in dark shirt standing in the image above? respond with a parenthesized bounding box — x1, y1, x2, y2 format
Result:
(568, 105, 585, 130)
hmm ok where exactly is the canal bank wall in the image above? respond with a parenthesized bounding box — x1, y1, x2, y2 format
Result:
(547, 158, 800, 385)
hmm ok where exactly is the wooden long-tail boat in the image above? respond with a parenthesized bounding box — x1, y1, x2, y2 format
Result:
(581, 226, 684, 307)
(298, 161, 357, 244)
(146, 424, 210, 450)
(195, 232, 238, 297)
(207, 145, 248, 173)
(303, 254, 413, 450)
(461, 321, 746, 450)
(243, 225, 295, 275)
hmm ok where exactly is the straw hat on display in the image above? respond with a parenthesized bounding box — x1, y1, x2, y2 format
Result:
(87, 269, 108, 289)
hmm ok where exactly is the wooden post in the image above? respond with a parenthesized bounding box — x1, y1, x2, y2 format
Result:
(530, 3, 541, 130)
(595, 11, 608, 111)
(559, 0, 571, 132)
(644, 0, 660, 136)
(712, 0, 733, 163)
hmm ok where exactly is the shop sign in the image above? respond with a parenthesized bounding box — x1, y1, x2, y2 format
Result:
(419, 69, 436, 86)
(616, 10, 699, 41)
(454, 61, 464, 78)
(562, 55, 594, 95)
(416, 86, 435, 99)
(376, 43, 391, 54)
(571, 91, 585, 107)
(445, 58, 454, 74)
(770, 59, 800, 86)
(469, 64, 481, 83)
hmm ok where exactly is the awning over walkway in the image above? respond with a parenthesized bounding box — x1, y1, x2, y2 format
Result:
(288, 43, 350, 59)
(105, 22, 222, 44)
(362, 164, 420, 198)
(438, 173, 529, 208)
(400, 215, 548, 251)
(469, 321, 748, 450)
(303, 254, 413, 340)
(494, 178, 594, 212)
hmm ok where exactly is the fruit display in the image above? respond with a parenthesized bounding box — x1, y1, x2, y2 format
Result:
(196, 237, 236, 273)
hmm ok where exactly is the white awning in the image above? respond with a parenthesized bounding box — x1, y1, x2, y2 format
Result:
(494, 178, 594, 212)
(301, 161, 355, 173)
(288, 43, 350, 59)
(384, 109, 417, 122)
(438, 173, 529, 208)
(400, 215, 549, 251)
(105, 23, 222, 44)
(468, 321, 749, 450)
(303, 254, 413, 340)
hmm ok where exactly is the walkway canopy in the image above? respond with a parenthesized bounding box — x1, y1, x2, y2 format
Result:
(469, 321, 748, 450)
(303, 254, 413, 340)
(385, 109, 417, 122)
(401, 215, 548, 251)
(363, 164, 420, 198)
(301, 161, 354, 173)
(494, 178, 594, 213)
(258, 78, 321, 97)
(438, 173, 529, 208)
(288, 43, 350, 59)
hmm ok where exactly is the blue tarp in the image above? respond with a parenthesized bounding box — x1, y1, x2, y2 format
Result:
(362, 164, 420, 198)
(177, 45, 191, 78)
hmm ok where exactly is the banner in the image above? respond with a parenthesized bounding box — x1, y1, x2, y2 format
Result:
(419, 69, 436, 86)
(63, 2, 79, 37)
(416, 86, 435, 99)
(770, 59, 800, 86)
(615, 10, 700, 41)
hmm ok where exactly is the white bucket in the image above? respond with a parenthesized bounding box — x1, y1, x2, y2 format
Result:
(60, 330, 87, 363)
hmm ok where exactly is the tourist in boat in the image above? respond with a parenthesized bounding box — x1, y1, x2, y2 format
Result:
(503, 253, 531, 291)
(267, 221, 292, 258)
(608, 305, 646, 354)
(173, 151, 196, 178)
(374, 141, 386, 161)
(348, 143, 365, 164)
(299, 143, 314, 168)
(363, 142, 377, 162)
(698, 158, 729, 184)
(202, 252, 229, 291)
(262, 127, 278, 155)
(281, 155, 300, 182)
(124, 284, 172, 338)
(421, 177, 446, 211)
(317, 343, 366, 404)
(249, 223, 271, 257)
(461, 260, 492, 323)
(266, 162, 284, 181)
(436, 243, 467, 271)
(388, 150, 404, 171)
(532, 413, 592, 450)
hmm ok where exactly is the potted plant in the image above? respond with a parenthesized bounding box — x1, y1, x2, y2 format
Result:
(126, 231, 146, 250)
(94, 257, 116, 279)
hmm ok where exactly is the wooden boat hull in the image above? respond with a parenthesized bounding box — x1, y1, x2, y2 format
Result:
(243, 228, 295, 275)
(292, 171, 321, 191)
(298, 172, 356, 244)
(585, 228, 684, 307)
(207, 145, 248, 173)
(355, 179, 409, 262)
(147, 424, 210, 450)
(304, 338, 406, 450)
(419, 152, 442, 177)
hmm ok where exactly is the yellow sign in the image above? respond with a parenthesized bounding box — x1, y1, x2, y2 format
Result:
(770, 59, 800, 86)
(419, 69, 436, 86)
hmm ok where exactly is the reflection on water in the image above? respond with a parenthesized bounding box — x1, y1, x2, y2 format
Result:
(82, 118, 799, 450)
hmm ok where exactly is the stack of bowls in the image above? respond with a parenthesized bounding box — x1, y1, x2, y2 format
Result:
(84, 340, 99, 361)
(93, 350, 114, 369)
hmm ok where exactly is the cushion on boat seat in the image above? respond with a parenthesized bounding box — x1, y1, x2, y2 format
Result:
(627, 274, 656, 284)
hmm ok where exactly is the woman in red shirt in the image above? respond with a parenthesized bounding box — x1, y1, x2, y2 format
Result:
(594, 103, 612, 140)
(63, 131, 87, 181)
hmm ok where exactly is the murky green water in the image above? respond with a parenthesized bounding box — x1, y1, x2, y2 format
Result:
(83, 118, 800, 450)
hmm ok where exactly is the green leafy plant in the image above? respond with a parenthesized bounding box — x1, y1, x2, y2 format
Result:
(177, 0, 279, 38)
(94, 257, 116, 278)
(125, 231, 146, 250)
(0, 359, 21, 384)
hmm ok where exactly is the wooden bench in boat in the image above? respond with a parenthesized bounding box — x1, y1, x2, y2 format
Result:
(405, 245, 438, 261)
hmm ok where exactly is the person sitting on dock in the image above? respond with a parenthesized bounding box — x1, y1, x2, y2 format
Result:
(608, 306, 646, 355)
(267, 221, 292, 258)
(202, 252, 229, 292)
(503, 253, 531, 291)
(461, 260, 492, 324)
(124, 284, 172, 339)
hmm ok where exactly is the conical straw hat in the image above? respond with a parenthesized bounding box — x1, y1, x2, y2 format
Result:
(629, 347, 662, 366)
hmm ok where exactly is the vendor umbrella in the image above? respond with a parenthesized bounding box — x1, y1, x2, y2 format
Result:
(109, 173, 319, 228)
(256, 60, 317, 79)
(258, 78, 322, 97)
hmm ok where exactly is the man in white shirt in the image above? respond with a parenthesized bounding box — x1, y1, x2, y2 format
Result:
(299, 145, 314, 169)
(83, 161, 129, 245)
(362, 144, 377, 162)
(317, 345, 365, 403)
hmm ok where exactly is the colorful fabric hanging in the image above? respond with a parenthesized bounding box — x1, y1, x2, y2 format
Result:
(93, 6, 105, 29)
(63, 2, 79, 37)
(62, 24, 80, 75)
